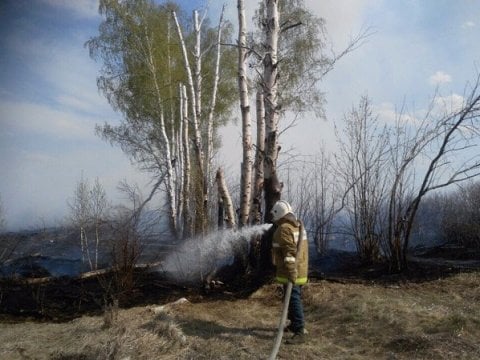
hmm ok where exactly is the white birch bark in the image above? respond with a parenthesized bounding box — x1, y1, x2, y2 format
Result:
(193, 10, 203, 126)
(176, 84, 185, 237)
(204, 6, 225, 211)
(173, 11, 205, 234)
(262, 0, 281, 222)
(145, 30, 177, 236)
(159, 110, 177, 236)
(181, 85, 193, 239)
(172, 11, 204, 176)
(251, 90, 265, 224)
(167, 20, 176, 157)
(216, 168, 236, 229)
(238, 0, 253, 227)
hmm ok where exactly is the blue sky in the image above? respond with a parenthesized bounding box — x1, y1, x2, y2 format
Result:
(1, 0, 479, 230)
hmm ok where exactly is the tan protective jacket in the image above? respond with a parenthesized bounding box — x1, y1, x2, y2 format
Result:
(272, 214, 308, 285)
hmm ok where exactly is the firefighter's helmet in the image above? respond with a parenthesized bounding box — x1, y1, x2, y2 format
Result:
(271, 200, 293, 222)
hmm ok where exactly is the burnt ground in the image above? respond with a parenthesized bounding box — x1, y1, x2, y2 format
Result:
(1, 244, 480, 323)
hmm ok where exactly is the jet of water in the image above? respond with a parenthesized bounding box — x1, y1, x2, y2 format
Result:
(160, 223, 272, 284)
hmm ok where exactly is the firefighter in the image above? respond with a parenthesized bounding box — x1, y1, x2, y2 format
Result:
(271, 200, 309, 344)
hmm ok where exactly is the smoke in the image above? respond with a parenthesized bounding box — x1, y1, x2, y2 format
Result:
(159, 224, 272, 284)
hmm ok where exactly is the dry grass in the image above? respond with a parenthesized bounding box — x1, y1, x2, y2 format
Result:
(1, 271, 480, 359)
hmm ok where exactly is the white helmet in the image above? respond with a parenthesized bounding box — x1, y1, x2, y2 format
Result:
(271, 200, 293, 222)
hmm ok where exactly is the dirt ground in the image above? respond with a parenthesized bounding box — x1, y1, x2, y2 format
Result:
(1, 268, 479, 359)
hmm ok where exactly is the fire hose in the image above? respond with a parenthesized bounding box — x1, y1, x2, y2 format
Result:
(268, 281, 293, 360)
(268, 221, 304, 360)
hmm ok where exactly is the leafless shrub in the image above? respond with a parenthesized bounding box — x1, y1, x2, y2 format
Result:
(382, 76, 480, 270)
(336, 96, 389, 264)
(283, 148, 342, 255)
(102, 298, 119, 329)
(0, 233, 19, 270)
(441, 181, 480, 249)
(0, 193, 6, 233)
(0, 194, 17, 269)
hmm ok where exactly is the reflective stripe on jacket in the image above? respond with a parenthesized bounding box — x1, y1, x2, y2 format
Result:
(272, 214, 308, 285)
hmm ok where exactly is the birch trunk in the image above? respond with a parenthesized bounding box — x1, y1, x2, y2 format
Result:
(176, 84, 185, 237)
(167, 20, 176, 157)
(238, 0, 253, 227)
(251, 90, 265, 225)
(181, 85, 193, 239)
(216, 168, 236, 229)
(159, 110, 177, 237)
(145, 30, 177, 237)
(262, 0, 281, 223)
(193, 10, 203, 130)
(173, 11, 205, 235)
(205, 6, 225, 222)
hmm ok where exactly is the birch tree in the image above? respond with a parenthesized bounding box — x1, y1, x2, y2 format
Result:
(172, 7, 234, 234)
(261, 0, 282, 223)
(88, 0, 236, 238)
(172, 10, 205, 235)
(180, 84, 193, 239)
(251, 90, 265, 225)
(251, 0, 369, 223)
(237, 0, 253, 227)
(68, 175, 109, 271)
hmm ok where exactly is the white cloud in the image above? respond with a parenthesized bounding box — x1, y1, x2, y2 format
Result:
(429, 71, 452, 85)
(56, 94, 101, 113)
(376, 102, 418, 125)
(462, 21, 475, 29)
(239, 0, 374, 50)
(306, 0, 375, 48)
(433, 94, 465, 113)
(0, 100, 97, 140)
(39, 0, 99, 19)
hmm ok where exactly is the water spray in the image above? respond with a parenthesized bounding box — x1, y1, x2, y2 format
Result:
(160, 224, 272, 284)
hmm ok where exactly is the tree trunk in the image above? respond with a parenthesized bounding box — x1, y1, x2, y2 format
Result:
(215, 168, 236, 229)
(237, 0, 253, 227)
(205, 6, 225, 229)
(251, 90, 265, 225)
(173, 11, 205, 235)
(262, 0, 281, 223)
(181, 85, 193, 239)
(176, 84, 184, 235)
(146, 32, 177, 237)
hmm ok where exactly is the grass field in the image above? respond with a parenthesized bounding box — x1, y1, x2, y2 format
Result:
(1, 270, 479, 359)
